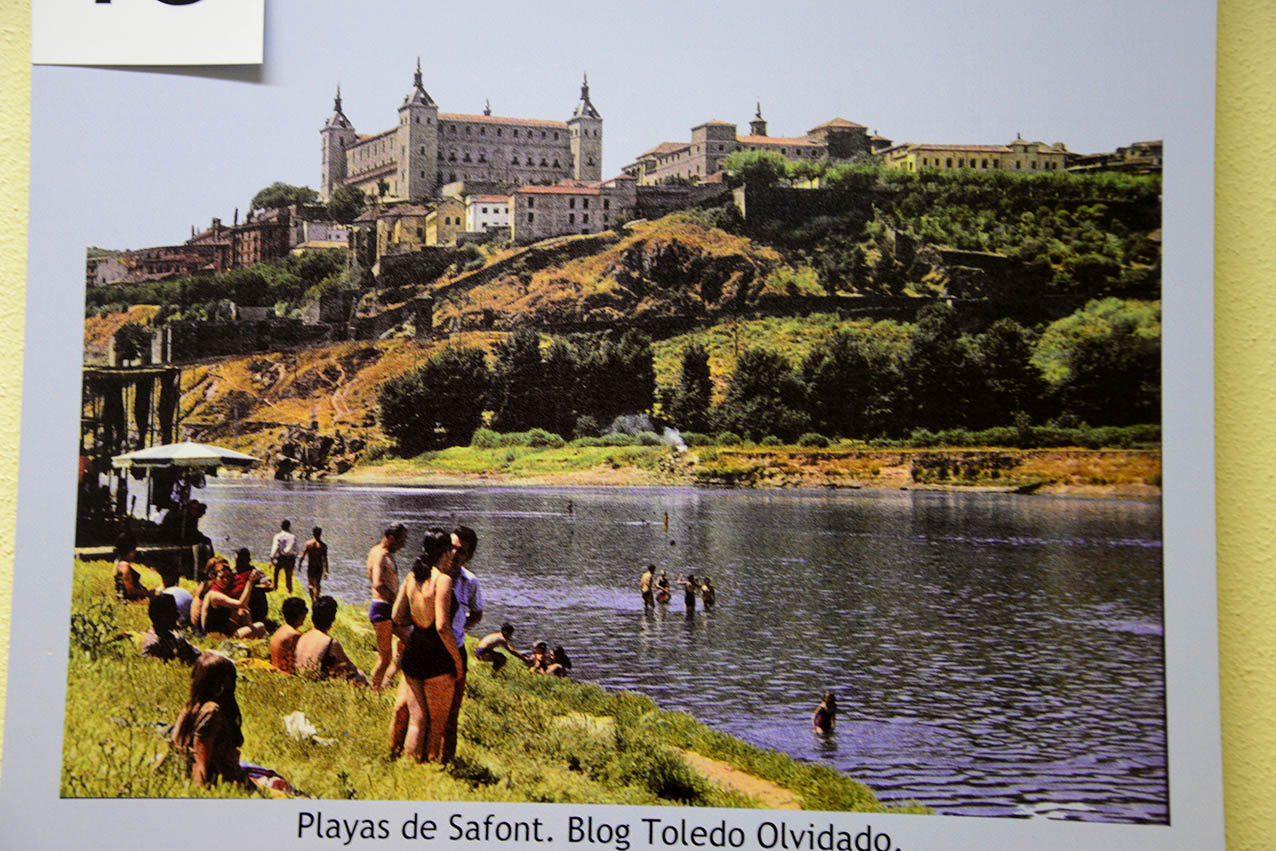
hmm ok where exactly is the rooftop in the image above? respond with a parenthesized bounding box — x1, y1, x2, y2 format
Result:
(439, 112, 568, 129)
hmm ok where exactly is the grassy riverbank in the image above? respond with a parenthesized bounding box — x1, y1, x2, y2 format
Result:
(63, 558, 918, 810)
(345, 444, 1161, 497)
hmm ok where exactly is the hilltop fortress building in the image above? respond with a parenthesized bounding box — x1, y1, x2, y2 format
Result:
(321, 61, 602, 203)
(622, 106, 891, 185)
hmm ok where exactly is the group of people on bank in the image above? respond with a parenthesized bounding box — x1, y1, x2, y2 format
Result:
(111, 516, 575, 791)
(639, 564, 716, 612)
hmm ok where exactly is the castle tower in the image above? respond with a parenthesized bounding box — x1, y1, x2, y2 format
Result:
(320, 85, 357, 202)
(396, 58, 440, 201)
(749, 102, 768, 137)
(568, 73, 603, 182)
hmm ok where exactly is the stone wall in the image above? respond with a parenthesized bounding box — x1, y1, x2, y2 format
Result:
(152, 319, 334, 364)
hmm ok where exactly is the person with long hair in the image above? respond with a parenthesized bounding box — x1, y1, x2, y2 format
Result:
(113, 533, 153, 601)
(171, 652, 245, 786)
(388, 529, 462, 763)
(545, 645, 572, 678)
(189, 556, 223, 635)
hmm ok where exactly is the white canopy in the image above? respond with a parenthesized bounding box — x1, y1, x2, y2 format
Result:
(111, 441, 259, 470)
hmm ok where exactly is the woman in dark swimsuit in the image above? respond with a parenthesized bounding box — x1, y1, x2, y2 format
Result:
(113, 533, 152, 601)
(388, 529, 462, 763)
(813, 690, 838, 735)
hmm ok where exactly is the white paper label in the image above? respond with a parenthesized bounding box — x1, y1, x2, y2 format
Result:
(32, 0, 264, 66)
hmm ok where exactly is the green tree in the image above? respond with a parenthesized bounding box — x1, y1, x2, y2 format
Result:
(112, 322, 151, 365)
(542, 336, 583, 438)
(378, 346, 490, 455)
(667, 343, 713, 432)
(901, 302, 981, 431)
(327, 185, 366, 224)
(971, 318, 1045, 427)
(722, 150, 789, 187)
(1031, 298, 1161, 425)
(582, 329, 656, 425)
(801, 331, 878, 438)
(250, 181, 319, 211)
(491, 327, 546, 432)
(714, 348, 810, 441)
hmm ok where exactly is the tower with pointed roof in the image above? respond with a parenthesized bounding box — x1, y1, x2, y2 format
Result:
(568, 73, 603, 182)
(320, 85, 357, 201)
(396, 58, 440, 200)
(749, 102, 767, 137)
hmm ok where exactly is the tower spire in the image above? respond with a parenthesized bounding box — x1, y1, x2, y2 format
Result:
(335, 84, 343, 112)
(572, 71, 600, 120)
(484, 98, 492, 116)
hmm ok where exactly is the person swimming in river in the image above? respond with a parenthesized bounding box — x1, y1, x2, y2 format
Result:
(813, 691, 838, 735)
(654, 569, 670, 604)
(700, 576, 716, 610)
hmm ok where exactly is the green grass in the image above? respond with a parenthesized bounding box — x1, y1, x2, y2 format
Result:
(366, 445, 669, 477)
(63, 558, 915, 810)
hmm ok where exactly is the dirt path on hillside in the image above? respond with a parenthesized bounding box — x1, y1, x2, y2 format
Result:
(674, 748, 800, 809)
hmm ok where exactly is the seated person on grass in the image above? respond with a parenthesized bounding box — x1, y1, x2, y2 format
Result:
(269, 597, 308, 674)
(294, 596, 370, 686)
(113, 533, 154, 601)
(139, 593, 200, 664)
(475, 622, 530, 673)
(202, 559, 268, 639)
(158, 564, 194, 628)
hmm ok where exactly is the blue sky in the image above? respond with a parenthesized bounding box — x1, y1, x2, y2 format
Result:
(32, 0, 1210, 250)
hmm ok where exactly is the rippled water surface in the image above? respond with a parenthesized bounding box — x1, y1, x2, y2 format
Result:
(201, 480, 1165, 823)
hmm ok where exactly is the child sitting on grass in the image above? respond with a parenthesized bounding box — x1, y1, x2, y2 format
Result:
(138, 593, 199, 665)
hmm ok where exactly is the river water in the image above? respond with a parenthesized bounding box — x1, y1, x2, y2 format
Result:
(199, 479, 1165, 823)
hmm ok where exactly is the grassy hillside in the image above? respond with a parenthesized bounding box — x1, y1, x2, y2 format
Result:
(63, 557, 914, 810)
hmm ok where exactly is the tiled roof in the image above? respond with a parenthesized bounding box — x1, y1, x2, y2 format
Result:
(352, 128, 396, 144)
(693, 120, 736, 127)
(514, 185, 602, 196)
(470, 194, 510, 203)
(736, 135, 820, 146)
(638, 142, 687, 158)
(810, 118, 867, 131)
(439, 112, 568, 129)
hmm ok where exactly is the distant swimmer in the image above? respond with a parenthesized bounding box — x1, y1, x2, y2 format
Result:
(655, 570, 671, 604)
(640, 564, 655, 609)
(700, 577, 716, 610)
(475, 622, 530, 673)
(676, 573, 699, 612)
(663, 511, 669, 530)
(813, 691, 838, 735)
(567, 500, 574, 517)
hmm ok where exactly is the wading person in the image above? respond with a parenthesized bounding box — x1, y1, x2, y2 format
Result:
(677, 573, 699, 612)
(700, 576, 716, 610)
(813, 690, 838, 735)
(388, 529, 462, 763)
(301, 526, 329, 602)
(545, 645, 572, 678)
(367, 523, 408, 692)
(270, 519, 298, 594)
(640, 564, 655, 609)
(655, 569, 670, 604)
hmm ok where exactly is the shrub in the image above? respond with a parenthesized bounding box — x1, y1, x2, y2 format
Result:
(636, 431, 662, 446)
(470, 428, 501, 449)
(716, 431, 742, 446)
(760, 435, 783, 447)
(361, 440, 392, 462)
(796, 432, 830, 448)
(69, 599, 128, 661)
(680, 432, 714, 447)
(526, 428, 566, 448)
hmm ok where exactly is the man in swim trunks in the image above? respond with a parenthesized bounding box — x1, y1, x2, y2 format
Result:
(475, 622, 530, 673)
(301, 526, 329, 602)
(270, 519, 298, 594)
(640, 564, 655, 609)
(367, 522, 408, 692)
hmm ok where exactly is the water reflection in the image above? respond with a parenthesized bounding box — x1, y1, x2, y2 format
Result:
(200, 480, 1164, 823)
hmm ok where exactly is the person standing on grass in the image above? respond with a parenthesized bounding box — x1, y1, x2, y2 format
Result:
(442, 525, 482, 763)
(367, 523, 408, 692)
(388, 529, 462, 763)
(301, 526, 329, 602)
(270, 519, 298, 594)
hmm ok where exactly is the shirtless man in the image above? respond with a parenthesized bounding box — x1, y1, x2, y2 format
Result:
(640, 564, 655, 609)
(367, 523, 408, 692)
(268, 597, 308, 674)
(475, 622, 530, 673)
(301, 526, 329, 602)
